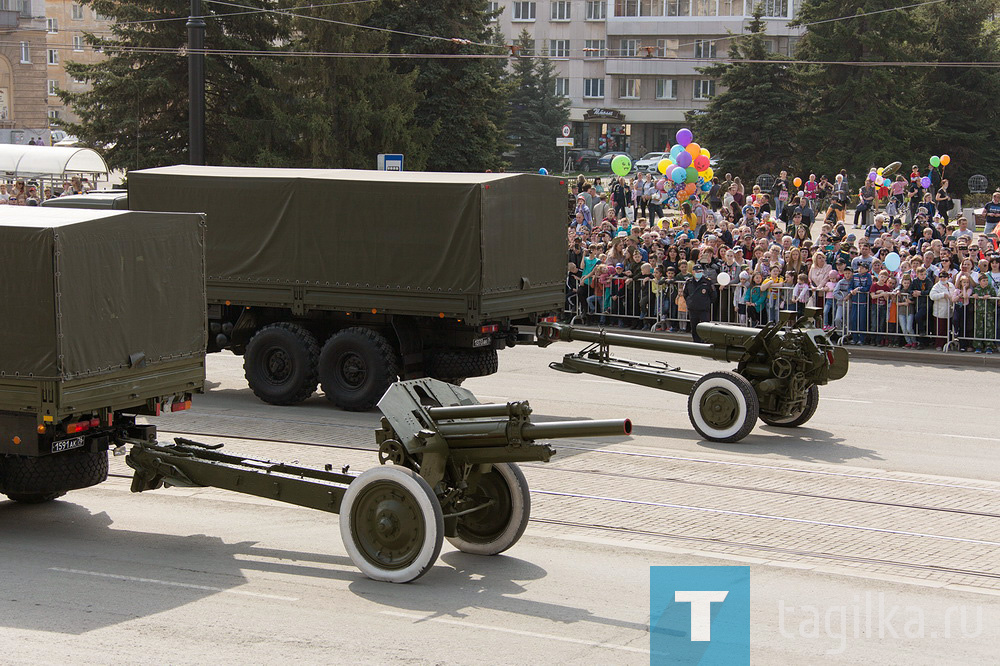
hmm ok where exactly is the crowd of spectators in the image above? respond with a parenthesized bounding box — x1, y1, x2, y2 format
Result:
(566, 169, 1000, 353)
(0, 175, 94, 206)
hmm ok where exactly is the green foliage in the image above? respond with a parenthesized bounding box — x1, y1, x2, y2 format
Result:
(690, 8, 799, 178)
(506, 31, 570, 172)
(371, 0, 510, 171)
(60, 0, 293, 171)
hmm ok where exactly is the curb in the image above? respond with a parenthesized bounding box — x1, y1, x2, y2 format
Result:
(571, 325, 1000, 368)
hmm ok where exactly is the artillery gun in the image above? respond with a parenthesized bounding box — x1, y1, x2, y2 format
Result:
(126, 378, 630, 583)
(543, 312, 847, 443)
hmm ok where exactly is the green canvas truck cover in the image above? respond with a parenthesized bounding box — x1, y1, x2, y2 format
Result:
(0, 208, 206, 380)
(127, 166, 565, 317)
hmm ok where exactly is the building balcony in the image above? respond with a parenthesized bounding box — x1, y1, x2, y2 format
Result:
(605, 57, 703, 77)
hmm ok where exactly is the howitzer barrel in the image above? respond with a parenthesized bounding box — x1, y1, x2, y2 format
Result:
(546, 323, 744, 362)
(695, 322, 763, 348)
(427, 402, 529, 420)
(437, 418, 631, 446)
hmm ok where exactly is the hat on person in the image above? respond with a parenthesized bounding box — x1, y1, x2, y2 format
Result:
(616, 230, 628, 238)
(739, 270, 750, 280)
(615, 263, 623, 268)
(846, 234, 856, 242)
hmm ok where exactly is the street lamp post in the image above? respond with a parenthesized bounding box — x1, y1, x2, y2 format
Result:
(187, 0, 205, 165)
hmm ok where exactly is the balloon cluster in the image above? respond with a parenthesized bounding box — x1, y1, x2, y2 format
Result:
(654, 127, 714, 208)
(929, 154, 950, 169)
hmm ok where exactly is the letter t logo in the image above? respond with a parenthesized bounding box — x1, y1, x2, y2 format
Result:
(674, 590, 729, 641)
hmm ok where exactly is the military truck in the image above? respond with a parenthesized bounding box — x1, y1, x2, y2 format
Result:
(0, 208, 206, 503)
(125, 166, 565, 411)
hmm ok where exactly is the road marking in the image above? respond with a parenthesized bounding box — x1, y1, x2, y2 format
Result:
(940, 433, 1000, 442)
(533, 490, 1000, 547)
(49, 567, 299, 602)
(823, 397, 873, 404)
(381, 611, 647, 654)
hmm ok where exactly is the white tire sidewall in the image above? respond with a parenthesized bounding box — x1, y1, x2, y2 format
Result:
(690, 376, 748, 440)
(447, 463, 528, 556)
(340, 466, 441, 583)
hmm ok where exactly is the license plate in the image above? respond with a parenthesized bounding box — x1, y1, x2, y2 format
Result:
(473, 337, 492, 348)
(52, 436, 85, 453)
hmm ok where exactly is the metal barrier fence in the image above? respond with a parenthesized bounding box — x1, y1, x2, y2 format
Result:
(564, 276, 1000, 352)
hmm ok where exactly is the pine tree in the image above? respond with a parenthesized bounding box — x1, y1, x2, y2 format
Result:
(60, 0, 293, 171)
(793, 0, 933, 180)
(278, 0, 430, 169)
(917, 0, 1000, 194)
(506, 31, 570, 172)
(690, 7, 799, 178)
(371, 0, 510, 171)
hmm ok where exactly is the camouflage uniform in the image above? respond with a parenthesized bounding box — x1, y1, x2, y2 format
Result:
(972, 284, 998, 351)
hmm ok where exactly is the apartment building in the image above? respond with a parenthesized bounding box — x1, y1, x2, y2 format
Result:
(493, 0, 802, 158)
(45, 0, 110, 126)
(0, 0, 48, 143)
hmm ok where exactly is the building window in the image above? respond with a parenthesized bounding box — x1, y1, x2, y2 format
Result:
(46, 18, 58, 33)
(72, 3, 84, 19)
(694, 79, 716, 100)
(551, 0, 571, 20)
(619, 39, 639, 57)
(49, 109, 60, 120)
(746, 0, 789, 18)
(584, 78, 605, 98)
(694, 39, 717, 59)
(512, 1, 536, 20)
(584, 39, 606, 58)
(655, 78, 677, 99)
(48, 49, 60, 65)
(618, 78, 640, 99)
(554, 77, 569, 96)
(73, 35, 84, 51)
(47, 80, 57, 96)
(614, 0, 639, 17)
(586, 0, 607, 19)
(657, 38, 679, 57)
(548, 40, 569, 58)
(20, 41, 30, 64)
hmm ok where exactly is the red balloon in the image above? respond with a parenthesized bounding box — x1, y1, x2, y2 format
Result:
(693, 155, 710, 171)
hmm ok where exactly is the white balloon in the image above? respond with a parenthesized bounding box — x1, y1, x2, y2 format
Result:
(884, 252, 901, 272)
(717, 272, 732, 286)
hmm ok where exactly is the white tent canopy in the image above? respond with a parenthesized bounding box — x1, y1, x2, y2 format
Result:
(0, 144, 109, 178)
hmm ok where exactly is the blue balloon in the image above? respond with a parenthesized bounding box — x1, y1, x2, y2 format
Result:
(701, 182, 712, 191)
(538, 167, 548, 175)
(670, 166, 687, 183)
(669, 145, 685, 160)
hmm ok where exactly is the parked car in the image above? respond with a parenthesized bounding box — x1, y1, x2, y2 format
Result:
(568, 149, 602, 172)
(635, 152, 667, 173)
(596, 152, 635, 173)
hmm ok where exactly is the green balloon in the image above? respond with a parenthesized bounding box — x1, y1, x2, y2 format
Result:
(612, 155, 632, 176)
(929, 155, 941, 168)
(685, 166, 698, 183)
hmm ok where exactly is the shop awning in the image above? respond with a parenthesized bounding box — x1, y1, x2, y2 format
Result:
(0, 144, 109, 178)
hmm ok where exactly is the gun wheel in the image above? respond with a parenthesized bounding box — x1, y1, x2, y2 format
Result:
(447, 463, 531, 556)
(688, 371, 759, 443)
(760, 385, 820, 428)
(341, 466, 443, 583)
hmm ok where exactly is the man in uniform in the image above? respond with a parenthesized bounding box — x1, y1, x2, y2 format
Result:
(683, 266, 715, 343)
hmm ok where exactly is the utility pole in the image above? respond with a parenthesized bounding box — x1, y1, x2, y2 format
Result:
(187, 0, 206, 165)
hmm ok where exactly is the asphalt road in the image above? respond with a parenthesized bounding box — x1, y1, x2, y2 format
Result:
(2, 346, 998, 664)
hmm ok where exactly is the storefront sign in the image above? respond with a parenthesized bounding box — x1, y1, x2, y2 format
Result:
(584, 108, 625, 121)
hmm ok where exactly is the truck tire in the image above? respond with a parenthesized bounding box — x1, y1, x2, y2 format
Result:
(319, 327, 400, 411)
(425, 348, 499, 385)
(244, 323, 320, 405)
(2, 449, 108, 502)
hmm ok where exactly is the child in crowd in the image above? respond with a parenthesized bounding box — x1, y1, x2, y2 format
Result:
(929, 271, 957, 350)
(791, 273, 811, 317)
(747, 272, 766, 326)
(762, 265, 785, 324)
(896, 274, 917, 348)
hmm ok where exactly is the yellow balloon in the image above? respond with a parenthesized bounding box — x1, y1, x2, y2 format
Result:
(657, 158, 671, 174)
(702, 167, 714, 181)
(699, 148, 710, 159)
(876, 167, 883, 176)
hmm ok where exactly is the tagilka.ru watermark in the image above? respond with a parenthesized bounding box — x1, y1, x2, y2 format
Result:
(778, 591, 984, 656)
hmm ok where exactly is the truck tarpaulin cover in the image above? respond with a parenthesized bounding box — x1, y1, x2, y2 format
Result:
(0, 208, 206, 380)
(127, 166, 566, 297)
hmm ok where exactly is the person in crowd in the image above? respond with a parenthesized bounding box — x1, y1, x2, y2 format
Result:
(791, 273, 811, 316)
(983, 191, 1000, 237)
(682, 262, 715, 342)
(929, 270, 957, 350)
(762, 265, 785, 324)
(972, 273, 997, 353)
(855, 180, 876, 227)
(935, 178, 954, 225)
(847, 263, 873, 344)
(896, 273, 918, 348)
(870, 269, 894, 346)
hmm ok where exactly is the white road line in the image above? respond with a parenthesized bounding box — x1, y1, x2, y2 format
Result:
(380, 610, 647, 654)
(533, 490, 1000, 547)
(49, 567, 299, 602)
(823, 397, 873, 404)
(940, 433, 1000, 442)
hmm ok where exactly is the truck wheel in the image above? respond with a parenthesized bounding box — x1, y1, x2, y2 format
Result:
(447, 463, 530, 556)
(341, 466, 443, 583)
(425, 348, 499, 385)
(319, 327, 400, 411)
(2, 449, 108, 498)
(244, 323, 320, 405)
(688, 371, 759, 443)
(760, 385, 820, 428)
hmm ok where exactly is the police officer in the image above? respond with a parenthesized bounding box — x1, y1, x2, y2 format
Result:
(683, 266, 715, 343)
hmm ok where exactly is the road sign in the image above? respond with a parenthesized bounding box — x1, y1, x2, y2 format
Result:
(556, 137, 574, 147)
(377, 153, 404, 171)
(561, 124, 572, 137)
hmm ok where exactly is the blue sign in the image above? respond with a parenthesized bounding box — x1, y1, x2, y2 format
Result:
(650, 566, 750, 665)
(377, 153, 404, 171)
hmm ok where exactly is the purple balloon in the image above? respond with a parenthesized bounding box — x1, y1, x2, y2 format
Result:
(675, 128, 693, 147)
(920, 176, 931, 188)
(675, 151, 693, 168)
(868, 172, 877, 181)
